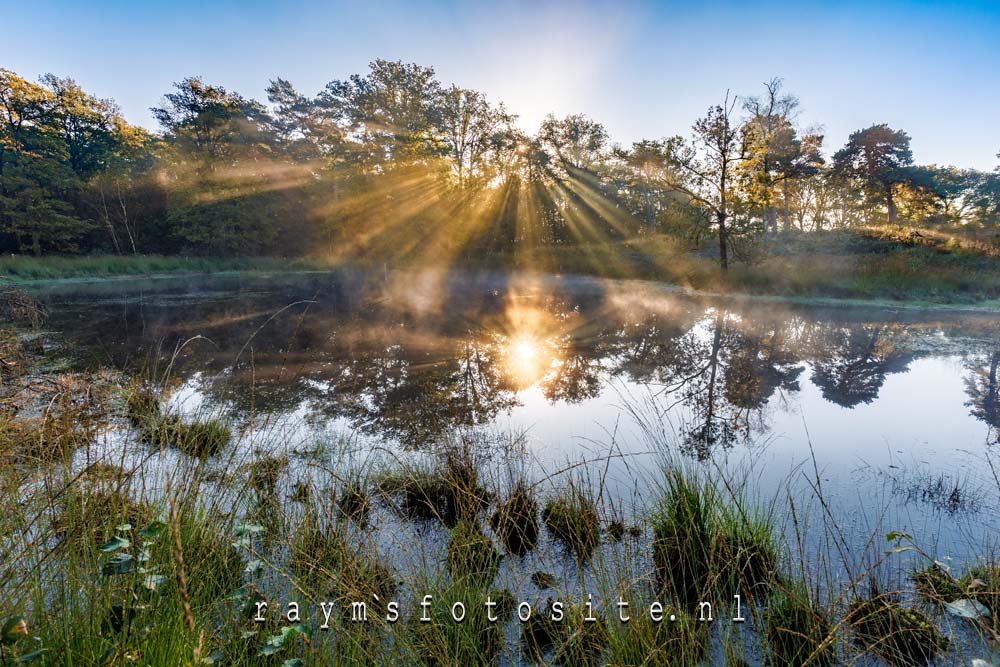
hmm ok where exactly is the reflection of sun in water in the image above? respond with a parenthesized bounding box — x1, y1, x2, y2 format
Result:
(506, 334, 550, 388)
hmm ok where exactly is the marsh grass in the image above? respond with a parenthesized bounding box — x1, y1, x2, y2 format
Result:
(605, 603, 708, 667)
(446, 520, 501, 586)
(489, 479, 539, 556)
(651, 469, 717, 608)
(373, 440, 490, 525)
(140, 413, 232, 458)
(542, 481, 601, 562)
(765, 581, 836, 667)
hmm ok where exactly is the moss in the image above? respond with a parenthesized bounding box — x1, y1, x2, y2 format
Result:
(141, 414, 231, 458)
(446, 520, 501, 586)
(542, 484, 600, 562)
(651, 470, 716, 608)
(911, 563, 965, 604)
(847, 594, 948, 667)
(490, 480, 539, 556)
(766, 584, 836, 667)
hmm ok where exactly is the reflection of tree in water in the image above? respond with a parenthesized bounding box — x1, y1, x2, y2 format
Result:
(54, 277, 948, 455)
(670, 314, 804, 460)
(325, 337, 519, 447)
(965, 350, 1000, 438)
(808, 325, 912, 408)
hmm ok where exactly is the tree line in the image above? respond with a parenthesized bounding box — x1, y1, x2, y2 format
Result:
(2, 62, 999, 268)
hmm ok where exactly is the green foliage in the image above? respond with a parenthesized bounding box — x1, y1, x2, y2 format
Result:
(651, 469, 717, 607)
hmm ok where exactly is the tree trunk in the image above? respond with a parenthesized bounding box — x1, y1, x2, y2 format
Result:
(782, 178, 791, 232)
(717, 211, 729, 272)
(886, 184, 897, 225)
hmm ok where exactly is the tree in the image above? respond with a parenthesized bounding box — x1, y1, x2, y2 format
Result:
(664, 94, 759, 271)
(832, 124, 913, 225)
(152, 77, 275, 169)
(319, 59, 444, 171)
(744, 78, 799, 235)
(437, 86, 515, 189)
(537, 113, 608, 173)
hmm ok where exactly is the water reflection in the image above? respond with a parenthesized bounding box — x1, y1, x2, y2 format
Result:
(38, 272, 1000, 456)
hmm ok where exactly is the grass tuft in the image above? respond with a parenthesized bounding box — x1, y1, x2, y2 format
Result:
(542, 482, 600, 562)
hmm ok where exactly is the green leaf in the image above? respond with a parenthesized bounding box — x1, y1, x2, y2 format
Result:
(99, 536, 130, 552)
(200, 649, 225, 664)
(283, 660, 304, 667)
(102, 553, 134, 576)
(15, 649, 47, 663)
(235, 523, 265, 537)
(885, 531, 913, 542)
(138, 521, 167, 541)
(944, 598, 990, 620)
(115, 523, 132, 532)
(245, 559, 265, 575)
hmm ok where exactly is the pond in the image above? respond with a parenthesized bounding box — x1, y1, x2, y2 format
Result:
(25, 268, 1000, 662)
(33, 269, 1000, 548)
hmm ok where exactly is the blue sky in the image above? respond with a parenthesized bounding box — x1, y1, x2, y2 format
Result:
(3, 0, 999, 169)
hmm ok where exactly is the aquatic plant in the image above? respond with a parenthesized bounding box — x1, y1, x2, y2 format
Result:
(489, 479, 539, 555)
(446, 520, 501, 586)
(715, 503, 779, 600)
(765, 582, 836, 667)
(141, 414, 231, 458)
(407, 581, 510, 666)
(911, 562, 965, 604)
(651, 469, 716, 607)
(606, 603, 707, 667)
(847, 593, 948, 666)
(337, 480, 371, 526)
(542, 483, 601, 562)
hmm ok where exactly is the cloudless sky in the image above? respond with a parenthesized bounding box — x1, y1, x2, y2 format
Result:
(3, 0, 999, 169)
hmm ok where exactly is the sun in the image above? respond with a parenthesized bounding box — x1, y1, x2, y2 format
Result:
(505, 335, 549, 388)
